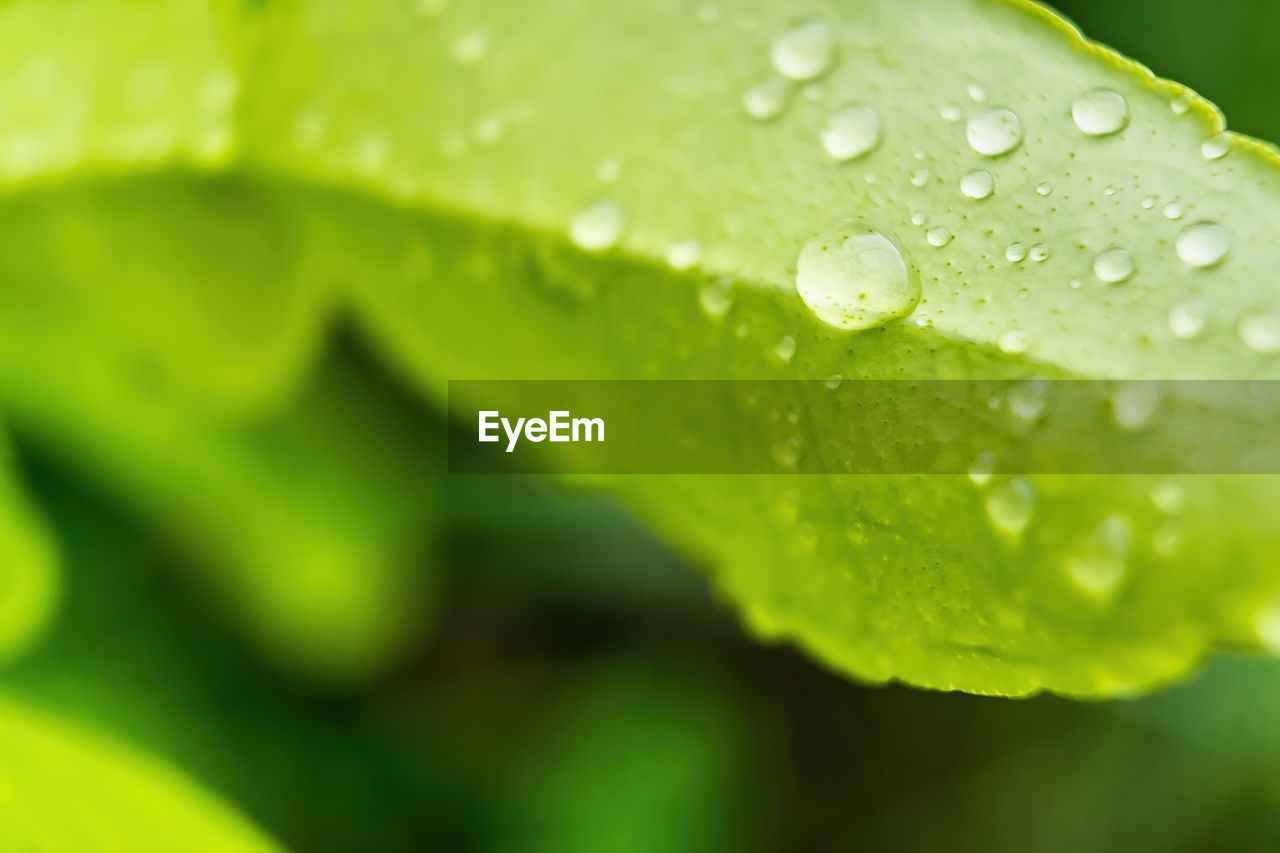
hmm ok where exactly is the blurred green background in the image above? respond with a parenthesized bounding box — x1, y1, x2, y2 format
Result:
(4, 1, 1280, 850)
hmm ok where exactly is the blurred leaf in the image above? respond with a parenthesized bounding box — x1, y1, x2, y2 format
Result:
(0, 427, 58, 667)
(0, 689, 282, 852)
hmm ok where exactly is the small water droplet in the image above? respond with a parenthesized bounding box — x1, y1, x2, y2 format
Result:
(1163, 201, 1185, 220)
(774, 335, 797, 362)
(985, 478, 1035, 537)
(968, 451, 996, 486)
(742, 77, 790, 120)
(666, 239, 703, 271)
(821, 104, 882, 161)
(1140, 196, 1156, 210)
(568, 200, 624, 251)
(967, 83, 988, 103)
(1239, 311, 1280, 354)
(960, 169, 994, 200)
(1200, 134, 1230, 160)
(939, 103, 963, 123)
(1170, 94, 1191, 115)
(910, 168, 930, 187)
(1093, 247, 1134, 284)
(1066, 515, 1132, 597)
(825, 374, 843, 390)
(699, 279, 734, 317)
(1005, 242, 1028, 263)
(1071, 88, 1130, 136)
(1175, 221, 1230, 268)
(926, 227, 953, 248)
(1007, 379, 1048, 420)
(1150, 480, 1188, 514)
(1035, 182, 1053, 197)
(596, 156, 621, 182)
(1110, 384, 1159, 430)
(910, 211, 927, 226)
(998, 330, 1032, 355)
(453, 30, 489, 63)
(1103, 185, 1118, 197)
(770, 21, 834, 81)
(1168, 300, 1209, 340)
(795, 219, 920, 330)
(1029, 244, 1050, 263)
(966, 108, 1023, 157)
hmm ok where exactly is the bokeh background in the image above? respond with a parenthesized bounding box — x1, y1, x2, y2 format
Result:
(4, 1, 1280, 850)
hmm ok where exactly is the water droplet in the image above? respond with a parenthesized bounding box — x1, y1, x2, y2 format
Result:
(1200, 134, 1230, 160)
(1035, 182, 1053, 197)
(986, 478, 1035, 537)
(967, 83, 988, 103)
(1140, 196, 1156, 210)
(910, 168, 930, 187)
(821, 104, 882, 161)
(926, 227, 953, 248)
(699, 279, 734, 317)
(568, 200, 624, 251)
(1093, 247, 1134, 284)
(1168, 300, 1209, 340)
(966, 108, 1023, 157)
(998, 330, 1032, 355)
(1103, 185, 1118, 197)
(1066, 515, 1132, 598)
(1110, 384, 1159, 430)
(770, 21, 834, 81)
(824, 374, 843, 390)
(1175, 221, 1230, 268)
(910, 210, 927, 226)
(1163, 202, 1185, 220)
(666, 239, 703, 271)
(774, 335, 797, 362)
(961, 169, 994, 200)
(596, 156, 621, 182)
(1150, 480, 1188, 514)
(1005, 242, 1027, 263)
(1029, 244, 1050, 263)
(939, 103, 963, 123)
(1239, 311, 1280, 354)
(1006, 379, 1048, 421)
(742, 77, 790, 120)
(795, 219, 919, 331)
(1071, 88, 1130, 136)
(968, 451, 996, 486)
(1170, 94, 1191, 115)
(453, 30, 489, 64)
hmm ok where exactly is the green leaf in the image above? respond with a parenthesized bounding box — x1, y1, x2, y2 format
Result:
(5, 0, 1280, 695)
(0, 426, 59, 667)
(0, 690, 282, 852)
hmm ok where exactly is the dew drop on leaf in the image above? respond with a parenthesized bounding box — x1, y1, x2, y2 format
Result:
(1065, 515, 1132, 598)
(926, 227, 953, 248)
(998, 329, 1032, 355)
(1093, 247, 1134, 284)
(666, 239, 703, 271)
(770, 21, 833, 81)
(1029, 244, 1050, 263)
(1168, 300, 1209, 340)
(1163, 201, 1185, 220)
(1005, 242, 1027, 263)
(1035, 182, 1053, 197)
(960, 169, 994, 200)
(1110, 384, 1160, 431)
(985, 478, 1036, 537)
(1239, 311, 1280, 354)
(774, 335, 797, 362)
(794, 219, 919, 331)
(1071, 88, 1130, 136)
(568, 200, 624, 251)
(1175, 222, 1230, 268)
(967, 451, 995, 486)
(742, 77, 789, 121)
(821, 104, 882, 161)
(1200, 133, 1230, 160)
(966, 108, 1023, 157)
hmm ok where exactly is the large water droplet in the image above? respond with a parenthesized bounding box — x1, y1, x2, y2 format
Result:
(568, 200, 624, 251)
(986, 478, 1035, 537)
(795, 219, 919, 331)
(1168, 300, 1209, 340)
(1093, 247, 1134, 284)
(1175, 221, 1230, 268)
(960, 169, 994, 200)
(1239, 311, 1280, 354)
(1071, 88, 1130, 136)
(966, 108, 1023, 157)
(770, 21, 834, 81)
(742, 77, 789, 120)
(1066, 515, 1132, 598)
(821, 104, 882, 161)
